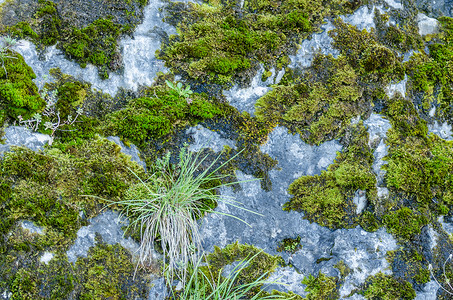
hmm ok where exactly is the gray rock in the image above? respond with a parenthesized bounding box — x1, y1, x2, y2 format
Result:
(20, 220, 44, 235)
(289, 20, 339, 69)
(186, 125, 237, 153)
(0, 126, 51, 155)
(415, 0, 453, 18)
(353, 190, 367, 215)
(66, 210, 143, 263)
(428, 122, 453, 141)
(148, 277, 168, 300)
(107, 136, 147, 170)
(223, 65, 275, 116)
(198, 126, 398, 297)
(417, 13, 439, 36)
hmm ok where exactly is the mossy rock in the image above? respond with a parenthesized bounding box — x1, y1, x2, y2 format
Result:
(100, 82, 225, 147)
(361, 272, 416, 300)
(256, 55, 366, 145)
(0, 49, 45, 123)
(302, 272, 339, 300)
(0, 136, 146, 249)
(284, 123, 377, 229)
(3, 0, 148, 78)
(74, 239, 149, 299)
(159, 0, 360, 86)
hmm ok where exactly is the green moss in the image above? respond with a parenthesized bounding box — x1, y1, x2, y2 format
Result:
(159, 0, 357, 86)
(284, 123, 377, 229)
(59, 18, 121, 78)
(0, 50, 45, 122)
(0, 232, 148, 299)
(329, 18, 405, 83)
(200, 242, 280, 297)
(362, 272, 416, 300)
(35, 0, 61, 46)
(382, 94, 453, 211)
(276, 236, 301, 254)
(383, 207, 428, 240)
(334, 260, 351, 280)
(75, 238, 149, 299)
(302, 272, 339, 300)
(404, 16, 453, 122)
(100, 81, 224, 147)
(0, 136, 146, 249)
(256, 55, 365, 145)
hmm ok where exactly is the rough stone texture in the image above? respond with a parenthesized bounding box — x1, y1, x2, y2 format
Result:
(186, 124, 237, 153)
(12, 0, 172, 95)
(0, 126, 51, 154)
(20, 220, 44, 235)
(107, 136, 147, 170)
(428, 121, 453, 141)
(197, 126, 398, 297)
(289, 20, 339, 69)
(340, 5, 380, 31)
(364, 114, 392, 187)
(386, 75, 407, 98)
(417, 13, 440, 36)
(66, 210, 142, 263)
(415, 0, 453, 18)
(224, 65, 277, 115)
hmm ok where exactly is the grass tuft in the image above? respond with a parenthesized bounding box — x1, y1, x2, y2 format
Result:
(101, 144, 258, 284)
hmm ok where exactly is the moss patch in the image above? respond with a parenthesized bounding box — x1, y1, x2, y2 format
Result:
(256, 55, 366, 145)
(159, 0, 361, 86)
(302, 272, 339, 300)
(361, 272, 416, 300)
(3, 0, 147, 78)
(0, 49, 45, 123)
(0, 136, 146, 250)
(284, 123, 377, 229)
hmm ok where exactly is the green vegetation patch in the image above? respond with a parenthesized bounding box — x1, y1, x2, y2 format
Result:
(75, 238, 149, 299)
(159, 0, 361, 86)
(383, 207, 428, 240)
(284, 123, 377, 229)
(0, 136, 145, 249)
(200, 242, 280, 297)
(0, 228, 149, 299)
(329, 17, 405, 85)
(3, 0, 147, 79)
(383, 94, 453, 211)
(0, 49, 45, 123)
(256, 55, 366, 145)
(361, 272, 416, 300)
(302, 272, 339, 300)
(404, 16, 453, 123)
(100, 79, 225, 148)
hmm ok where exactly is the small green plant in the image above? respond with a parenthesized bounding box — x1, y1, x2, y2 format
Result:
(16, 83, 83, 144)
(179, 251, 289, 299)
(277, 236, 302, 255)
(99, 144, 258, 284)
(166, 80, 193, 104)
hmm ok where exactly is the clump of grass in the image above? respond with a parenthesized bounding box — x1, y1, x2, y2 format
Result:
(107, 144, 257, 284)
(180, 251, 289, 299)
